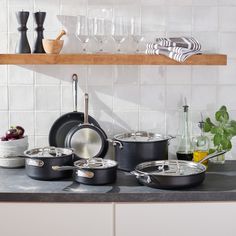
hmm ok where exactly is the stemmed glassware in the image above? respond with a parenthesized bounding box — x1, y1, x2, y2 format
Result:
(130, 17, 144, 53)
(112, 17, 129, 53)
(92, 18, 110, 53)
(76, 15, 90, 53)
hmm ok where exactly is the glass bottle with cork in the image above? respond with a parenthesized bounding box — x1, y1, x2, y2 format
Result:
(192, 118, 210, 167)
(176, 102, 193, 161)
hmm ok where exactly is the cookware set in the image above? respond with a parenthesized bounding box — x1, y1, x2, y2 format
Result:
(9, 73, 225, 189)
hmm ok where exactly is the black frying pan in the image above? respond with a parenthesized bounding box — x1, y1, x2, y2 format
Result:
(65, 93, 108, 159)
(131, 151, 226, 189)
(49, 74, 100, 147)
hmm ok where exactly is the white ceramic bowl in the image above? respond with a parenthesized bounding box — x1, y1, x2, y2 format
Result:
(0, 136, 28, 148)
(0, 157, 25, 168)
(0, 136, 29, 158)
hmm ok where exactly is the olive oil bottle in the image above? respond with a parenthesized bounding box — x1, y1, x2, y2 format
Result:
(192, 121, 210, 167)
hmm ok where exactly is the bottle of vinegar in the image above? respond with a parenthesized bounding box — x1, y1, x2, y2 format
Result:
(176, 104, 193, 161)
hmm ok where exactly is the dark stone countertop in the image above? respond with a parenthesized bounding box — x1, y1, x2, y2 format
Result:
(0, 161, 236, 203)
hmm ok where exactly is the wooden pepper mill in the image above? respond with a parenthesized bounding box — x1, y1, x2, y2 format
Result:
(33, 11, 46, 53)
(15, 11, 31, 53)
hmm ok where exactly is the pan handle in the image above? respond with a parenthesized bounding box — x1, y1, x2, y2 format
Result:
(84, 93, 89, 124)
(52, 165, 77, 171)
(107, 139, 123, 149)
(199, 150, 226, 164)
(130, 171, 151, 184)
(72, 74, 78, 112)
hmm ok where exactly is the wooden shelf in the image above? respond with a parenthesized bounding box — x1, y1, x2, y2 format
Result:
(0, 53, 227, 65)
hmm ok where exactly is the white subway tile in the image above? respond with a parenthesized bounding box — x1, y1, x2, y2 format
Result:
(141, 0, 165, 5)
(0, 111, 9, 135)
(191, 85, 217, 110)
(35, 111, 60, 136)
(139, 110, 166, 134)
(218, 86, 236, 109)
(113, 4, 140, 17)
(218, 0, 236, 6)
(166, 85, 191, 110)
(60, 0, 87, 16)
(0, 0, 7, 32)
(166, 110, 180, 136)
(141, 5, 166, 32)
(8, 66, 34, 84)
(219, 32, 236, 58)
(166, 6, 192, 32)
(9, 111, 34, 135)
(87, 86, 113, 111)
(166, 0, 192, 6)
(140, 85, 165, 110)
(88, 66, 113, 86)
(219, 7, 236, 32)
(0, 66, 7, 85)
(35, 136, 49, 147)
(166, 66, 191, 84)
(35, 86, 60, 111)
(219, 59, 236, 84)
(34, 0, 61, 32)
(192, 0, 218, 6)
(192, 32, 219, 52)
(193, 6, 218, 31)
(114, 66, 139, 85)
(113, 85, 139, 111)
(192, 66, 218, 84)
(9, 85, 33, 110)
(0, 33, 7, 53)
(113, 111, 139, 133)
(140, 66, 166, 85)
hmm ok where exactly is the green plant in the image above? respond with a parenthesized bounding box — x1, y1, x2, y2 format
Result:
(204, 106, 236, 153)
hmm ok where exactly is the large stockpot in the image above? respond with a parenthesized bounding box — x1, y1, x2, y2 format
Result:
(53, 158, 117, 185)
(24, 147, 74, 180)
(109, 131, 174, 171)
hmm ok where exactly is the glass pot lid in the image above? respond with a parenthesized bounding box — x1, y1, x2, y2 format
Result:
(135, 160, 206, 177)
(24, 147, 73, 158)
(114, 131, 173, 142)
(74, 158, 117, 169)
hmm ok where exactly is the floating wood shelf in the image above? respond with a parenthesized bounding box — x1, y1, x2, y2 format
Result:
(0, 53, 227, 65)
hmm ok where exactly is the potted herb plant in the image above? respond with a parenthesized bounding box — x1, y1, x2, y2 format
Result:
(204, 106, 236, 163)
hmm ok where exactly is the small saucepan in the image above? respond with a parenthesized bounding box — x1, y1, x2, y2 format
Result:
(52, 158, 117, 185)
(131, 151, 226, 189)
(24, 147, 74, 180)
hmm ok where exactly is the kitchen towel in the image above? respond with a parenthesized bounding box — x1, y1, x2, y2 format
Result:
(146, 37, 202, 62)
(155, 37, 201, 51)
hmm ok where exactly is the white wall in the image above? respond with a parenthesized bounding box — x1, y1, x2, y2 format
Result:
(0, 0, 236, 158)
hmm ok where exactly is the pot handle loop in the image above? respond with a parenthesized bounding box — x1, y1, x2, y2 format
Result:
(107, 139, 123, 149)
(130, 171, 151, 184)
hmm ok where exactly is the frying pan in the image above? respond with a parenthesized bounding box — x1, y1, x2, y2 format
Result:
(65, 93, 108, 159)
(131, 151, 226, 189)
(49, 74, 100, 147)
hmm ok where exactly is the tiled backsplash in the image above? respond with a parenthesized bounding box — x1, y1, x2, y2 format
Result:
(0, 0, 236, 158)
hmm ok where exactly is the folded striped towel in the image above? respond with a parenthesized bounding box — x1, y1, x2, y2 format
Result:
(146, 46, 202, 62)
(156, 37, 201, 51)
(146, 37, 202, 62)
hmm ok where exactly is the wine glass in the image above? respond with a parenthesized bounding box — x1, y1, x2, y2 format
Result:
(112, 17, 128, 53)
(93, 18, 110, 53)
(130, 17, 144, 53)
(76, 15, 90, 53)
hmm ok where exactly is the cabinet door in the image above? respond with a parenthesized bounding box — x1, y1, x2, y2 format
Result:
(116, 202, 236, 236)
(0, 203, 113, 236)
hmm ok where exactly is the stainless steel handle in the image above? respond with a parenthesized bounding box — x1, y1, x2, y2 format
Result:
(72, 74, 78, 112)
(199, 150, 227, 164)
(76, 169, 94, 179)
(84, 93, 89, 124)
(26, 159, 44, 167)
(130, 171, 151, 183)
(52, 165, 77, 171)
(107, 139, 123, 149)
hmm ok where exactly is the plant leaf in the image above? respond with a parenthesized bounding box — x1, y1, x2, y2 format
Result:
(204, 117, 214, 132)
(220, 105, 227, 112)
(221, 138, 232, 151)
(213, 133, 222, 146)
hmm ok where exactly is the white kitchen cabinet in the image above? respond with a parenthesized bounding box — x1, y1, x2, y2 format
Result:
(115, 202, 236, 236)
(0, 203, 113, 236)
